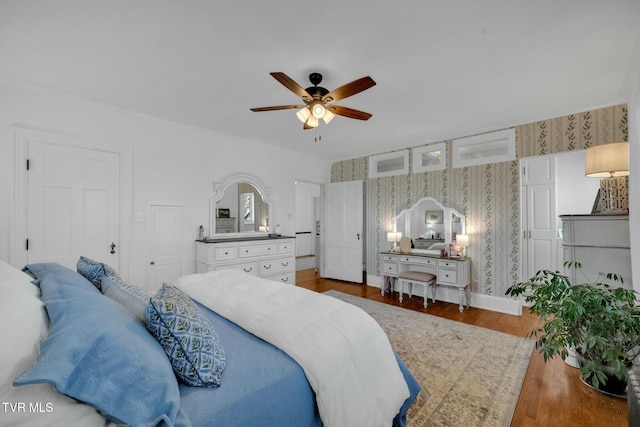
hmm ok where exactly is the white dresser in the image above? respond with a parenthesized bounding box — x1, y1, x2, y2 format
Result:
(560, 214, 631, 289)
(196, 236, 296, 285)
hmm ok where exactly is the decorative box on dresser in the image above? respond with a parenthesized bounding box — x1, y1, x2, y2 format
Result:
(560, 214, 631, 289)
(196, 236, 296, 285)
(382, 252, 471, 312)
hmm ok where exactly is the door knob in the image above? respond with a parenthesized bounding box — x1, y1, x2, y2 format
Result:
(110, 242, 116, 254)
(150, 261, 155, 265)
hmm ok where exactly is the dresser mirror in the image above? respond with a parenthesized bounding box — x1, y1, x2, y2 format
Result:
(209, 173, 272, 238)
(395, 197, 465, 247)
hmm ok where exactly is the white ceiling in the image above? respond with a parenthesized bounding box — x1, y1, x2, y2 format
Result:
(1, 1, 639, 161)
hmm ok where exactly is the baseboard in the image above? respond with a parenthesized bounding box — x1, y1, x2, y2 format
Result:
(366, 275, 522, 316)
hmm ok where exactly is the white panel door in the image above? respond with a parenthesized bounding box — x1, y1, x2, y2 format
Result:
(27, 141, 120, 270)
(525, 183, 557, 278)
(147, 204, 182, 292)
(323, 181, 363, 283)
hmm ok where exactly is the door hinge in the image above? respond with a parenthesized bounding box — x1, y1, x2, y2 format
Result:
(26, 158, 30, 171)
(26, 239, 29, 250)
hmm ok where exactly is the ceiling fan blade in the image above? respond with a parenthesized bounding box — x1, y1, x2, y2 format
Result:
(250, 104, 304, 112)
(329, 105, 373, 121)
(322, 76, 376, 103)
(270, 72, 313, 101)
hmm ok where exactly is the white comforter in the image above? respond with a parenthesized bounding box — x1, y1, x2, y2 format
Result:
(175, 269, 410, 427)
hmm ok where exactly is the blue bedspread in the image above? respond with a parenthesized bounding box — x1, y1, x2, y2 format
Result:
(182, 301, 420, 427)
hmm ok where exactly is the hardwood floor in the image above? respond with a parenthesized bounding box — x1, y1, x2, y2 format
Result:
(296, 269, 628, 427)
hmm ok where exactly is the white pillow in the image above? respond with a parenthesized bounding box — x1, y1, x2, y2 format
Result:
(0, 260, 114, 427)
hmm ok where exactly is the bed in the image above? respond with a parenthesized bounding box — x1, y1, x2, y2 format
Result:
(0, 258, 419, 427)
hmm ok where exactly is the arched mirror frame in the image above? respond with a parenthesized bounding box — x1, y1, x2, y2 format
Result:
(395, 196, 465, 244)
(209, 173, 273, 238)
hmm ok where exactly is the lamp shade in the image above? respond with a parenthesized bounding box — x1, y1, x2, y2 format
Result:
(456, 234, 469, 247)
(387, 232, 401, 243)
(296, 107, 310, 123)
(585, 142, 629, 177)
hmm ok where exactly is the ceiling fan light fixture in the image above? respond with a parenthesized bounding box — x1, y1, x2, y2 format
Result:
(296, 107, 311, 123)
(310, 101, 326, 119)
(322, 109, 335, 124)
(305, 115, 318, 128)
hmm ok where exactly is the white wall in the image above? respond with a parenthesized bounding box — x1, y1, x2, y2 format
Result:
(629, 42, 640, 293)
(0, 79, 331, 287)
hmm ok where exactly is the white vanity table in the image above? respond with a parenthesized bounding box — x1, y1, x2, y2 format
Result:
(196, 236, 296, 284)
(383, 196, 471, 311)
(382, 252, 471, 311)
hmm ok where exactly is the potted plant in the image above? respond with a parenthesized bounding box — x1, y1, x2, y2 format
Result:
(506, 261, 640, 396)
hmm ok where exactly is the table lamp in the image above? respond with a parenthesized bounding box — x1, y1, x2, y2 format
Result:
(585, 142, 629, 214)
(387, 232, 402, 252)
(456, 234, 469, 257)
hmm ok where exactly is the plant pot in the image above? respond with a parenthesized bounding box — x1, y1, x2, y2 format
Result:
(576, 352, 627, 398)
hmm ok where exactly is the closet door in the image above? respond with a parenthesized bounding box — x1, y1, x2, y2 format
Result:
(520, 155, 556, 281)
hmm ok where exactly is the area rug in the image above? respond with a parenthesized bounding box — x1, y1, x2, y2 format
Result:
(324, 290, 535, 427)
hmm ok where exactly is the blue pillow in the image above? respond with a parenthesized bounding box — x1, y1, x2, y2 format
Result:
(14, 263, 186, 427)
(25, 262, 100, 294)
(146, 285, 226, 387)
(101, 275, 150, 323)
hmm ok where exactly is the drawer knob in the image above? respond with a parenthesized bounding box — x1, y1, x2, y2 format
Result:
(281, 277, 289, 282)
(282, 262, 289, 266)
(244, 267, 252, 272)
(264, 264, 272, 269)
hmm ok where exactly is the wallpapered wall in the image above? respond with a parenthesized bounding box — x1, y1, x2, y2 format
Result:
(330, 104, 628, 297)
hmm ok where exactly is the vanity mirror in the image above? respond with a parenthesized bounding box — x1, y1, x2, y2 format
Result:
(394, 197, 465, 249)
(209, 173, 272, 237)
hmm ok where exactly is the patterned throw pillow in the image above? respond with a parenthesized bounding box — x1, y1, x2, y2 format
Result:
(146, 285, 226, 387)
(76, 256, 106, 290)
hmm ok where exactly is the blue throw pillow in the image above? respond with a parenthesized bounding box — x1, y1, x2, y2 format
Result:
(14, 263, 186, 427)
(146, 285, 226, 387)
(76, 256, 107, 290)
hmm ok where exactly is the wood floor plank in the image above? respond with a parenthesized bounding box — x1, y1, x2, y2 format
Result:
(295, 269, 628, 427)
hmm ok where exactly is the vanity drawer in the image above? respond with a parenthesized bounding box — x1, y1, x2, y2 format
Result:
(438, 260, 458, 270)
(383, 254, 398, 262)
(399, 256, 437, 267)
(277, 241, 294, 253)
(218, 261, 258, 276)
(260, 257, 294, 275)
(383, 262, 398, 275)
(438, 268, 458, 284)
(213, 246, 238, 261)
(239, 243, 276, 258)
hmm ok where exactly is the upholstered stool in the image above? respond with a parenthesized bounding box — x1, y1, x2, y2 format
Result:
(398, 271, 437, 308)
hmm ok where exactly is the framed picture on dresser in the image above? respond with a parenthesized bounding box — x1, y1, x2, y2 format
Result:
(216, 208, 230, 218)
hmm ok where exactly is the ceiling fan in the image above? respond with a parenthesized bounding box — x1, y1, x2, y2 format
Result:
(250, 72, 376, 130)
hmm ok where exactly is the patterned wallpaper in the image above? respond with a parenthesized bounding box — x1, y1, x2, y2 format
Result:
(331, 104, 628, 297)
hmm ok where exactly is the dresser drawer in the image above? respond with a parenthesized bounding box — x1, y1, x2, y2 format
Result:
(214, 246, 237, 261)
(259, 257, 294, 275)
(383, 262, 398, 275)
(238, 243, 276, 258)
(218, 261, 258, 275)
(265, 272, 295, 285)
(277, 241, 294, 253)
